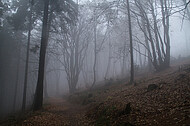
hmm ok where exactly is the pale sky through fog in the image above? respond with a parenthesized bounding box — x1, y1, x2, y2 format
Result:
(170, 18, 190, 57)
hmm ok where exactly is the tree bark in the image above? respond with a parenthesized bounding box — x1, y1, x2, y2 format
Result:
(43, 8, 53, 98)
(160, 0, 170, 68)
(127, 0, 134, 84)
(33, 0, 49, 111)
(44, 72, 48, 98)
(91, 9, 97, 88)
(22, 0, 33, 111)
(138, 44, 143, 68)
(105, 21, 111, 79)
(141, 12, 152, 71)
(150, 1, 163, 66)
(13, 31, 22, 112)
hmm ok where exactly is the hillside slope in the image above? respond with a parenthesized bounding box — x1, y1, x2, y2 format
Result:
(82, 64, 190, 126)
(1, 63, 190, 126)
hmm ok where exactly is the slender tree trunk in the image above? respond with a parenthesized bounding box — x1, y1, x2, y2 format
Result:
(43, 56, 49, 98)
(44, 73, 48, 98)
(33, 0, 49, 111)
(13, 32, 22, 112)
(55, 72, 60, 96)
(127, 0, 134, 84)
(122, 15, 128, 76)
(150, 2, 163, 66)
(160, 0, 170, 68)
(69, 48, 75, 93)
(138, 44, 143, 68)
(73, 30, 79, 92)
(67, 0, 80, 93)
(105, 21, 111, 79)
(146, 19, 158, 70)
(22, 0, 33, 111)
(165, 1, 170, 68)
(144, 49, 147, 67)
(13, 53, 20, 112)
(43, 9, 53, 98)
(91, 9, 97, 88)
(141, 15, 152, 71)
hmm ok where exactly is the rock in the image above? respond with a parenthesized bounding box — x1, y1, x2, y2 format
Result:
(124, 103, 131, 115)
(147, 84, 158, 91)
(120, 103, 131, 116)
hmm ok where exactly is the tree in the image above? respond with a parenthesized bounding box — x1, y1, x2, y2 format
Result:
(22, 0, 34, 111)
(88, 1, 118, 87)
(160, 0, 171, 68)
(13, 31, 22, 112)
(54, 12, 90, 93)
(133, 0, 172, 71)
(33, 0, 49, 110)
(33, 0, 77, 109)
(7, 0, 41, 111)
(99, 2, 118, 80)
(126, 0, 134, 84)
(92, 8, 98, 88)
(0, 0, 25, 114)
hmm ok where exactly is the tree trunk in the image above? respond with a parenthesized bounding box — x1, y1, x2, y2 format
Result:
(146, 18, 158, 70)
(138, 44, 143, 68)
(127, 0, 134, 84)
(44, 73, 48, 98)
(105, 21, 111, 79)
(55, 72, 60, 96)
(150, 2, 163, 66)
(22, 0, 33, 111)
(13, 32, 22, 112)
(160, 0, 170, 69)
(122, 15, 128, 76)
(33, 0, 49, 111)
(141, 14, 152, 71)
(43, 8, 53, 98)
(91, 9, 97, 88)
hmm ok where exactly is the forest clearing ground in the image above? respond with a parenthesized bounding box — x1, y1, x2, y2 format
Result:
(1, 59, 190, 126)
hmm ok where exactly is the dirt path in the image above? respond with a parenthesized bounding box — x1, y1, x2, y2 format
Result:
(20, 98, 89, 126)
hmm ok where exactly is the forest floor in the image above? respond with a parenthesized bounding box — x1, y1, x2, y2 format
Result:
(1, 59, 190, 126)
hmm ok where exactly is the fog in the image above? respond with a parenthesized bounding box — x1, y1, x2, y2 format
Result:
(0, 0, 190, 119)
